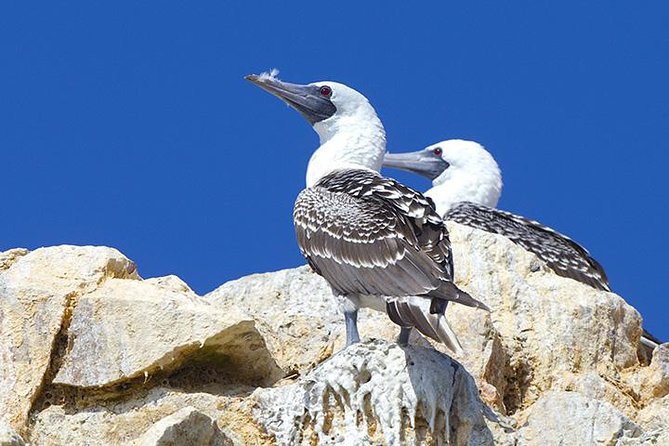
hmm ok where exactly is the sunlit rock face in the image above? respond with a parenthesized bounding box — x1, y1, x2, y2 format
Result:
(1, 232, 666, 445)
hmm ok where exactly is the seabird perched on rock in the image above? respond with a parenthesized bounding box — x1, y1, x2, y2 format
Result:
(246, 72, 488, 351)
(383, 139, 662, 349)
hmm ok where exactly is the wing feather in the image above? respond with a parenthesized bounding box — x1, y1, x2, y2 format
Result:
(294, 169, 486, 310)
(386, 297, 463, 353)
(446, 201, 609, 291)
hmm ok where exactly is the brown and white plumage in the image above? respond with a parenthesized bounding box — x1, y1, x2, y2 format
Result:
(448, 195, 660, 351)
(247, 73, 487, 351)
(294, 168, 488, 351)
(446, 201, 609, 291)
(383, 140, 611, 290)
(384, 139, 662, 350)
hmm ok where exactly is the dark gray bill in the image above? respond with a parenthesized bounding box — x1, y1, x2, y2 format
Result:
(245, 74, 337, 125)
(383, 149, 450, 181)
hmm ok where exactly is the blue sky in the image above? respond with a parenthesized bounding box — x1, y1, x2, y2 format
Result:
(2, 3, 667, 341)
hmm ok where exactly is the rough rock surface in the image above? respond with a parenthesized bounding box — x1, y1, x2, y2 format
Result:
(448, 223, 643, 413)
(207, 266, 400, 375)
(0, 246, 136, 436)
(53, 275, 283, 388)
(1, 223, 668, 445)
(0, 421, 25, 446)
(30, 386, 265, 446)
(133, 406, 232, 446)
(206, 266, 506, 412)
(255, 340, 495, 446)
(515, 391, 642, 445)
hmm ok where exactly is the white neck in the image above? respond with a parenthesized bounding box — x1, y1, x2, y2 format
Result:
(425, 156, 502, 215)
(306, 110, 386, 187)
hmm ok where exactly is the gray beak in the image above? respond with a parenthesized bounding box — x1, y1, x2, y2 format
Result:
(245, 74, 337, 125)
(383, 149, 450, 181)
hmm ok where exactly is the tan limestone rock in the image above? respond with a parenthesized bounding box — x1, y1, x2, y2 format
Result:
(0, 421, 25, 446)
(516, 391, 642, 445)
(0, 246, 136, 435)
(134, 406, 231, 446)
(30, 386, 268, 446)
(207, 266, 392, 374)
(448, 222, 643, 411)
(1, 231, 665, 445)
(631, 344, 669, 404)
(54, 277, 284, 388)
(0, 248, 28, 271)
(636, 395, 669, 433)
(206, 266, 505, 405)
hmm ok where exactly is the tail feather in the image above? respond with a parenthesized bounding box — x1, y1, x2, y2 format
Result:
(638, 329, 662, 365)
(641, 328, 662, 349)
(386, 297, 463, 354)
(431, 281, 490, 311)
(435, 312, 463, 355)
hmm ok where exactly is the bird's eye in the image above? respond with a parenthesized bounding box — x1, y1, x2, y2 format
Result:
(433, 147, 443, 156)
(319, 86, 332, 97)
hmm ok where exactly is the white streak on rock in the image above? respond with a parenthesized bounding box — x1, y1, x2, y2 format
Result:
(254, 340, 494, 446)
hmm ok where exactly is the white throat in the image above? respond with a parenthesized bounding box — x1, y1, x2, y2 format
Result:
(425, 143, 502, 215)
(306, 108, 386, 187)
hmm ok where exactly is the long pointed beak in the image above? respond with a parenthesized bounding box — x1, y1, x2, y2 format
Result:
(245, 74, 336, 125)
(383, 150, 450, 181)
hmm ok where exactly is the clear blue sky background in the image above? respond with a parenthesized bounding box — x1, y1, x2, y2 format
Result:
(2, 3, 667, 341)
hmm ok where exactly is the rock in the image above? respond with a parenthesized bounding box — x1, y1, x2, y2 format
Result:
(254, 340, 496, 446)
(0, 246, 136, 435)
(2, 231, 666, 445)
(53, 276, 284, 388)
(618, 429, 669, 446)
(636, 395, 669, 432)
(637, 344, 669, 402)
(0, 248, 28, 271)
(0, 422, 25, 446)
(206, 266, 506, 410)
(207, 266, 403, 374)
(516, 391, 642, 445)
(448, 222, 644, 410)
(30, 386, 268, 446)
(549, 371, 641, 419)
(442, 304, 509, 412)
(2, 245, 138, 291)
(134, 406, 231, 446)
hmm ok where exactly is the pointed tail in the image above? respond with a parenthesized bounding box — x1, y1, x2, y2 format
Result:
(386, 297, 463, 354)
(431, 281, 490, 311)
(641, 328, 662, 351)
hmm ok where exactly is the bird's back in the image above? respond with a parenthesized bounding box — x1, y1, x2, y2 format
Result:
(446, 201, 610, 291)
(294, 169, 486, 309)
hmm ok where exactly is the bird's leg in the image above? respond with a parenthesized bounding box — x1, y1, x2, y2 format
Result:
(397, 327, 412, 346)
(336, 293, 361, 347)
(344, 310, 360, 346)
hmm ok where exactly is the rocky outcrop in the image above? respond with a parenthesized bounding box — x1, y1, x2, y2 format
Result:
(0, 246, 136, 437)
(1, 222, 667, 445)
(254, 341, 497, 446)
(53, 275, 282, 388)
(448, 224, 643, 414)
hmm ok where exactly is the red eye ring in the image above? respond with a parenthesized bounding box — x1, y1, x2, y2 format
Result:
(433, 147, 443, 156)
(319, 85, 332, 97)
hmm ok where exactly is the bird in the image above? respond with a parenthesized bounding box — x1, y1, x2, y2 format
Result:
(245, 72, 488, 351)
(383, 139, 662, 350)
